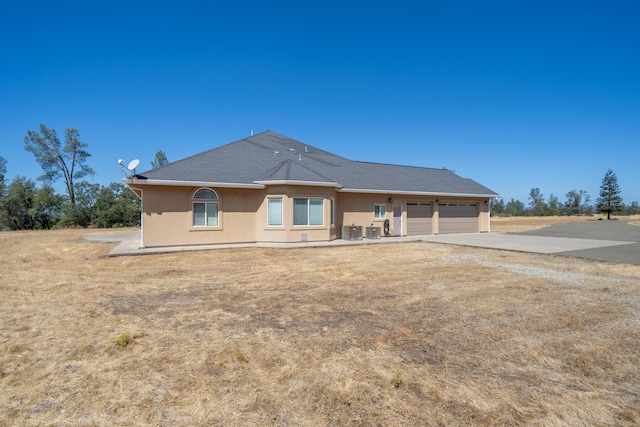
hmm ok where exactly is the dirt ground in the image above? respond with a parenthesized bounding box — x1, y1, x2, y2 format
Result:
(1, 220, 639, 426)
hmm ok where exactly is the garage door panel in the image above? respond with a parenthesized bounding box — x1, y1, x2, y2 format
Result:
(439, 217, 477, 234)
(439, 204, 478, 234)
(407, 203, 432, 235)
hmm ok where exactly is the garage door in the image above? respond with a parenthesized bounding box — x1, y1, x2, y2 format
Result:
(407, 203, 432, 235)
(438, 203, 478, 234)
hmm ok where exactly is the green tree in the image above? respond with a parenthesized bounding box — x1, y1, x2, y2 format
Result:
(627, 201, 640, 215)
(32, 184, 63, 229)
(0, 177, 62, 230)
(151, 150, 168, 169)
(0, 176, 40, 230)
(490, 198, 505, 216)
(596, 169, 623, 220)
(57, 181, 101, 227)
(91, 183, 141, 228)
(528, 188, 548, 216)
(547, 193, 561, 216)
(565, 190, 591, 216)
(24, 125, 94, 206)
(0, 155, 6, 196)
(581, 190, 592, 214)
(0, 176, 36, 230)
(505, 198, 526, 216)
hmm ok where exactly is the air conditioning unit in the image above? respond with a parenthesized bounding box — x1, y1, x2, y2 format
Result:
(365, 226, 381, 239)
(342, 225, 363, 240)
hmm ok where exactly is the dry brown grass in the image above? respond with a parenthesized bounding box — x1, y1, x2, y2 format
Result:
(1, 228, 639, 426)
(491, 214, 640, 233)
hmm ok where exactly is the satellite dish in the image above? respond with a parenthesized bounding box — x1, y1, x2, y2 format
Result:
(127, 159, 140, 171)
(117, 159, 124, 165)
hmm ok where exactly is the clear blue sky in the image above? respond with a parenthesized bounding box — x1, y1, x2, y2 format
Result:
(1, 1, 639, 205)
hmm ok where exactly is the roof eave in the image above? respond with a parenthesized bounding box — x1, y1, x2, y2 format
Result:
(338, 188, 498, 198)
(122, 179, 498, 198)
(122, 177, 265, 189)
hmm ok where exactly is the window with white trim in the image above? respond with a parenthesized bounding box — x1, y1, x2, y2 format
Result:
(267, 197, 283, 226)
(193, 188, 219, 227)
(293, 198, 324, 226)
(374, 204, 386, 219)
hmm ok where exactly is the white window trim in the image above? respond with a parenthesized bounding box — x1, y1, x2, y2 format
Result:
(192, 188, 220, 228)
(193, 202, 219, 227)
(267, 197, 284, 227)
(374, 203, 387, 219)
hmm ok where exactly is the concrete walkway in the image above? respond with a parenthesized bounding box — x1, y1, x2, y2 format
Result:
(86, 223, 638, 264)
(86, 231, 439, 256)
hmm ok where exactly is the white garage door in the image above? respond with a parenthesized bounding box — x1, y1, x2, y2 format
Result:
(438, 203, 478, 234)
(407, 203, 432, 235)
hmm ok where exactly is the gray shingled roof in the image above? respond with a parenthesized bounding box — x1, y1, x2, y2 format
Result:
(137, 131, 498, 196)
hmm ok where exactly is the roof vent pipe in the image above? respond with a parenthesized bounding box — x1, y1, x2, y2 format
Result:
(299, 153, 302, 161)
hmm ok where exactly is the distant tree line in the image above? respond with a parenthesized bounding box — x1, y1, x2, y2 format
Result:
(0, 124, 145, 231)
(491, 169, 638, 218)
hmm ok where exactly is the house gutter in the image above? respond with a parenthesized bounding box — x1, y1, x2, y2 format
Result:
(121, 180, 145, 248)
(338, 188, 499, 198)
(122, 180, 142, 199)
(122, 177, 342, 189)
(122, 177, 499, 198)
(121, 178, 265, 189)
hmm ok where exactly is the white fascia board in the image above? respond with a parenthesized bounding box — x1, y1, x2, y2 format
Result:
(253, 180, 342, 188)
(338, 187, 498, 198)
(122, 178, 265, 189)
(122, 179, 143, 199)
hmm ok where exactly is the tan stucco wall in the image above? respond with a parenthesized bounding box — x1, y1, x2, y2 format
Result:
(255, 185, 337, 243)
(337, 193, 394, 235)
(129, 182, 490, 247)
(338, 194, 490, 236)
(132, 185, 260, 247)
(131, 184, 339, 247)
(479, 198, 490, 232)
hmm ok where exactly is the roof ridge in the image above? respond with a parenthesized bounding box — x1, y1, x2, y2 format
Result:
(258, 158, 335, 182)
(352, 160, 456, 173)
(288, 158, 335, 182)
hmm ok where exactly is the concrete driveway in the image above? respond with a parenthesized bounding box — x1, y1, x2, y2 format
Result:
(424, 220, 640, 264)
(517, 220, 640, 264)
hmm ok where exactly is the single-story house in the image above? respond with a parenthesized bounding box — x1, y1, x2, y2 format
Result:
(124, 131, 498, 248)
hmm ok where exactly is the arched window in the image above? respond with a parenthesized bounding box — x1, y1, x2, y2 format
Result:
(193, 188, 219, 227)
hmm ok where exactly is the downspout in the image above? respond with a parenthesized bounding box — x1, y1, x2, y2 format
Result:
(124, 181, 144, 249)
(137, 188, 144, 248)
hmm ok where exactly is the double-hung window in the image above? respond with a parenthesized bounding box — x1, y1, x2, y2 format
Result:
(293, 198, 324, 226)
(267, 197, 283, 227)
(193, 189, 219, 227)
(374, 204, 386, 219)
